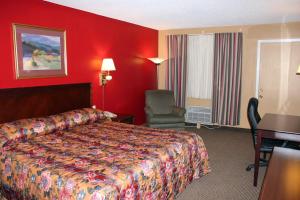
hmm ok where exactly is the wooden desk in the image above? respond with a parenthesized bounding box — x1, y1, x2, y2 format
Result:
(259, 147, 300, 200)
(254, 114, 300, 186)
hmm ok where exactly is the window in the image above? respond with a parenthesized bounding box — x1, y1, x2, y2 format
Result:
(186, 34, 214, 99)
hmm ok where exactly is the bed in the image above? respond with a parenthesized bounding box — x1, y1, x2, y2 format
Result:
(0, 83, 210, 200)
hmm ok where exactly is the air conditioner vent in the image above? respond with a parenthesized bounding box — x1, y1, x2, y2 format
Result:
(185, 106, 212, 125)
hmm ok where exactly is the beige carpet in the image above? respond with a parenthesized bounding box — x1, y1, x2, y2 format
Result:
(177, 127, 266, 200)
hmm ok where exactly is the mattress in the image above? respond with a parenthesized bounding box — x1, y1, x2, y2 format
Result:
(0, 109, 210, 200)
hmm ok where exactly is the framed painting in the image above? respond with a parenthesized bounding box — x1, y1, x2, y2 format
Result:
(13, 24, 67, 79)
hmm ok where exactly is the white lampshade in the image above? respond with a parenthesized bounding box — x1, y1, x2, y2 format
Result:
(297, 65, 300, 75)
(101, 58, 116, 71)
(148, 57, 165, 65)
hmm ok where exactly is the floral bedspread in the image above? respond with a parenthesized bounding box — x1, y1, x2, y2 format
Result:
(0, 121, 210, 200)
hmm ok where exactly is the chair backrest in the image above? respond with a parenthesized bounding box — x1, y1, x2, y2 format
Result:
(145, 90, 175, 114)
(247, 97, 261, 148)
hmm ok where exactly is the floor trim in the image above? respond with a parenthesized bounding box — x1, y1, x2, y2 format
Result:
(185, 122, 250, 133)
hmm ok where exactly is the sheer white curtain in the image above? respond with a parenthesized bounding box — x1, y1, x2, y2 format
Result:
(186, 34, 214, 99)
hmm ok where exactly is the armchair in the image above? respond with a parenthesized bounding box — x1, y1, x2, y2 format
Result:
(145, 90, 186, 129)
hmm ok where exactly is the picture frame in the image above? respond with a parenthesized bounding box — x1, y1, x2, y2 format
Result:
(13, 24, 67, 79)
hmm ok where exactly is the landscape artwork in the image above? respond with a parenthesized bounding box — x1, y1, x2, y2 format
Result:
(21, 33, 61, 70)
(13, 24, 67, 79)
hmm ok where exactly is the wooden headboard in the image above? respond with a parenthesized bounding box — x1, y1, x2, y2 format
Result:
(0, 83, 92, 123)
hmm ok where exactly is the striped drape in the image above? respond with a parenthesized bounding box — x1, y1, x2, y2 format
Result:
(212, 32, 243, 125)
(166, 34, 188, 107)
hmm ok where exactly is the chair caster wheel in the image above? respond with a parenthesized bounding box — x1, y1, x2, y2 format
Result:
(246, 166, 252, 171)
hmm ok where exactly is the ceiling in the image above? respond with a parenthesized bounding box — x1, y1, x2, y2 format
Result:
(45, 0, 300, 30)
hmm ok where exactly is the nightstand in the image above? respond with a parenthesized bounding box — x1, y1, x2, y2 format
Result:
(111, 113, 134, 124)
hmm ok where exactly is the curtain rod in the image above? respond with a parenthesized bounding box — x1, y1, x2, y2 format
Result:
(168, 32, 242, 36)
(188, 33, 214, 36)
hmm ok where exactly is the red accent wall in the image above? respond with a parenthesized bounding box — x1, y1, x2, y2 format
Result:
(0, 0, 158, 124)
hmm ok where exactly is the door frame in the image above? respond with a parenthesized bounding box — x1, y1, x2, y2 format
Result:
(255, 38, 300, 98)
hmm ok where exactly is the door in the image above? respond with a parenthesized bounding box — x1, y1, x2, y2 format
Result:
(258, 41, 300, 116)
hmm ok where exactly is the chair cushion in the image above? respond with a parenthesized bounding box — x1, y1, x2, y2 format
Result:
(148, 123, 185, 129)
(148, 114, 185, 124)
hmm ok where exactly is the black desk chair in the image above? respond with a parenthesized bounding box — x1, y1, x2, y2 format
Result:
(246, 97, 287, 171)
